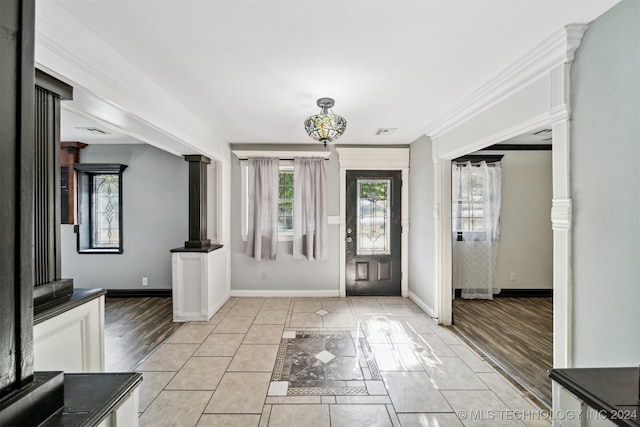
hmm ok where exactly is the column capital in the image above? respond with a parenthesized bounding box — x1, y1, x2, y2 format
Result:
(184, 154, 211, 164)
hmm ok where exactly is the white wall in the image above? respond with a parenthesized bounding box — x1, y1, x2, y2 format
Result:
(229, 144, 340, 294)
(61, 144, 188, 290)
(469, 150, 553, 290)
(408, 136, 437, 314)
(570, 0, 640, 366)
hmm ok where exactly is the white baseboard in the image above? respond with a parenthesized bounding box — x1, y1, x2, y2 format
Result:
(230, 289, 340, 298)
(208, 291, 231, 320)
(409, 291, 438, 319)
(172, 312, 206, 322)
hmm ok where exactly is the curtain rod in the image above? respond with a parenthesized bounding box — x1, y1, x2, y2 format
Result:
(453, 154, 503, 164)
(232, 150, 331, 160)
(237, 158, 329, 161)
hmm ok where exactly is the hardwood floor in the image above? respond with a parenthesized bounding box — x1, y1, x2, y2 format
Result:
(104, 297, 183, 371)
(452, 297, 553, 407)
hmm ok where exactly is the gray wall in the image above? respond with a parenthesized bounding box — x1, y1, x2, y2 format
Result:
(408, 136, 436, 311)
(61, 144, 188, 290)
(571, 0, 640, 366)
(230, 144, 340, 292)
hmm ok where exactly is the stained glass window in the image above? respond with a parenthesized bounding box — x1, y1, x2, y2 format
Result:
(74, 163, 127, 253)
(356, 179, 391, 255)
(92, 174, 120, 248)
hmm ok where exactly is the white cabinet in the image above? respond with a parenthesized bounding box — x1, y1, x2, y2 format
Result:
(550, 368, 638, 427)
(34, 294, 105, 372)
(172, 247, 229, 321)
(96, 387, 140, 427)
(553, 385, 617, 427)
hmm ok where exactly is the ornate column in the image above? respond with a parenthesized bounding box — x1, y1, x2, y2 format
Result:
(0, 0, 36, 396)
(549, 24, 588, 371)
(32, 69, 75, 306)
(184, 155, 211, 248)
(171, 155, 226, 322)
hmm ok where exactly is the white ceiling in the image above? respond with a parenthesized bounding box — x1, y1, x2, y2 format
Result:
(56, 0, 618, 146)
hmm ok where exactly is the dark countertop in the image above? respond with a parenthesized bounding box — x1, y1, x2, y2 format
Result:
(550, 367, 640, 426)
(41, 372, 143, 427)
(34, 288, 107, 325)
(170, 243, 224, 253)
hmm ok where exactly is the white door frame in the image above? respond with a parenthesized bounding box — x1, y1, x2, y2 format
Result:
(427, 25, 588, 374)
(335, 147, 410, 298)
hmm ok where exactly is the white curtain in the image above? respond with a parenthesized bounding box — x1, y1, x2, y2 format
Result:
(293, 158, 328, 260)
(452, 160, 502, 299)
(246, 157, 279, 260)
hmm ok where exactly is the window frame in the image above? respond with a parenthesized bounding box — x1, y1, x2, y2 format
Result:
(234, 150, 331, 242)
(74, 163, 127, 254)
(451, 155, 502, 241)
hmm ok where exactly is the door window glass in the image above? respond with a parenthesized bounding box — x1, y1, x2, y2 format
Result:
(356, 178, 391, 255)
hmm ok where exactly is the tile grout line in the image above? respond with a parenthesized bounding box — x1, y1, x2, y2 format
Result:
(136, 296, 548, 427)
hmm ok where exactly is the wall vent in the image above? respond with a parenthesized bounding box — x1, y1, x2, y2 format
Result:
(375, 128, 398, 136)
(75, 126, 110, 135)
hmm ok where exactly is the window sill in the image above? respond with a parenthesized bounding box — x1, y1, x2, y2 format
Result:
(241, 233, 293, 242)
(77, 248, 123, 254)
(279, 233, 294, 242)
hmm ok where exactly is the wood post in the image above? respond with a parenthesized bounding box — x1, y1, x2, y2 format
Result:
(184, 155, 211, 248)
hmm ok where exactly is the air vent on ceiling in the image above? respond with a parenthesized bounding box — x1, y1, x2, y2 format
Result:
(375, 128, 398, 136)
(76, 126, 110, 135)
(533, 129, 552, 135)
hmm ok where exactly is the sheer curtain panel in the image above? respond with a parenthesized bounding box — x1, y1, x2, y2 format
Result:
(293, 158, 328, 260)
(452, 160, 502, 299)
(246, 157, 279, 260)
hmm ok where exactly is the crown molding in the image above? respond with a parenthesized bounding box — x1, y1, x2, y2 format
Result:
(424, 24, 588, 139)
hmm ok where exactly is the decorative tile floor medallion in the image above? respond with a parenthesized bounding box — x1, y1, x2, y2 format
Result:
(272, 330, 381, 396)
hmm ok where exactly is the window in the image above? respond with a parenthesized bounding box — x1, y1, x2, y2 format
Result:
(74, 163, 127, 253)
(451, 155, 502, 240)
(240, 160, 295, 241)
(234, 150, 330, 242)
(452, 165, 485, 233)
(278, 170, 294, 233)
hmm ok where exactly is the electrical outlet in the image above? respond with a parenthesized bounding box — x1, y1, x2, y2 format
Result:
(510, 273, 517, 281)
(142, 277, 148, 286)
(261, 273, 267, 281)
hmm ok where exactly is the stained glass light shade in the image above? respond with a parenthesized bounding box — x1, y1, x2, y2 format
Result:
(304, 98, 347, 146)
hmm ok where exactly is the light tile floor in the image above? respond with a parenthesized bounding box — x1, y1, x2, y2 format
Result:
(136, 297, 550, 427)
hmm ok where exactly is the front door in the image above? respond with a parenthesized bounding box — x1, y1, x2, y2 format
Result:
(345, 170, 402, 296)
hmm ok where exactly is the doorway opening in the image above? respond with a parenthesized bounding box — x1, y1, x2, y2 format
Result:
(451, 136, 554, 406)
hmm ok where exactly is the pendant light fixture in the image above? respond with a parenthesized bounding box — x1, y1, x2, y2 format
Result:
(304, 97, 347, 147)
